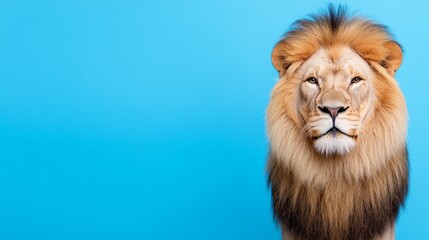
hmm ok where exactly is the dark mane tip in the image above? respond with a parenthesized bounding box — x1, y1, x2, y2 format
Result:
(292, 4, 351, 34)
(331, 4, 347, 30)
(322, 4, 349, 32)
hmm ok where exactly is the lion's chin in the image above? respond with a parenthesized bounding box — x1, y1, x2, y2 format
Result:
(314, 133, 356, 155)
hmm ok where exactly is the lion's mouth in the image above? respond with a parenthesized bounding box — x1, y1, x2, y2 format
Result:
(313, 127, 357, 140)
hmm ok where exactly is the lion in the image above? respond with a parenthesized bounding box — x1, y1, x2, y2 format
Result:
(266, 6, 408, 240)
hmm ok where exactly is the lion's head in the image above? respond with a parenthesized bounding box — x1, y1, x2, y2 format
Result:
(267, 7, 407, 182)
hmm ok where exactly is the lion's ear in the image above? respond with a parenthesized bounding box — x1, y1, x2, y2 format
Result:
(381, 41, 403, 76)
(272, 41, 291, 77)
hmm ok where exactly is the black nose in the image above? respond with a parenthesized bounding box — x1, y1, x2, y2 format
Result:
(318, 106, 348, 119)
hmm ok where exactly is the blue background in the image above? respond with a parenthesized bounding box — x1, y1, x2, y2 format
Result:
(0, 0, 427, 239)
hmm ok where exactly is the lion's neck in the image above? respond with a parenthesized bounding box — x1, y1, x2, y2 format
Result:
(268, 148, 408, 240)
(282, 225, 395, 240)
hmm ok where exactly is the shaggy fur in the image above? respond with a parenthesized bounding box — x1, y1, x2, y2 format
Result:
(267, 6, 408, 240)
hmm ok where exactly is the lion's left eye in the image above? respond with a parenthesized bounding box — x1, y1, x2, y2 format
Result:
(351, 77, 363, 84)
(306, 77, 318, 84)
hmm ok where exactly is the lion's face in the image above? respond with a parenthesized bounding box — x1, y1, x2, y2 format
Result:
(298, 47, 375, 155)
(268, 16, 406, 174)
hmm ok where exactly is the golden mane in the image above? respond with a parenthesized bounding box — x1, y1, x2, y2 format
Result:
(272, 5, 402, 77)
(266, 5, 408, 240)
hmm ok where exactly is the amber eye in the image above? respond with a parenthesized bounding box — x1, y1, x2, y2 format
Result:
(306, 77, 318, 84)
(351, 77, 363, 84)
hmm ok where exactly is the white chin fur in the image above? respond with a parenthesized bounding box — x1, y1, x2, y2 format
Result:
(314, 134, 356, 155)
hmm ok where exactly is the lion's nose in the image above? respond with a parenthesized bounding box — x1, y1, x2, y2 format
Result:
(318, 106, 349, 119)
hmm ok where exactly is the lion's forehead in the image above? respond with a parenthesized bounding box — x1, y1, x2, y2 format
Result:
(299, 47, 373, 81)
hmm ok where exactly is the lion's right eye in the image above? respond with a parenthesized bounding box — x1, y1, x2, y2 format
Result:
(306, 77, 318, 84)
(351, 77, 363, 84)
